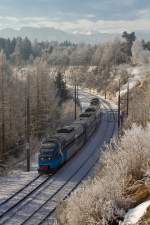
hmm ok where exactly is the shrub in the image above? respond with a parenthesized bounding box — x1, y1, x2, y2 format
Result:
(56, 124, 150, 225)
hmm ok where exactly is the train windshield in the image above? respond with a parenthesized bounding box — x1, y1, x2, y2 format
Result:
(40, 148, 55, 156)
(40, 142, 59, 157)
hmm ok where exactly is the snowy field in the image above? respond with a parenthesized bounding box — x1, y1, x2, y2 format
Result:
(115, 65, 150, 98)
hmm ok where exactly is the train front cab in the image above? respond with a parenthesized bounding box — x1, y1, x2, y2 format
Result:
(38, 141, 66, 174)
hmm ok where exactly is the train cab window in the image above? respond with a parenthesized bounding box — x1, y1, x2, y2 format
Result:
(40, 141, 59, 155)
(40, 147, 60, 160)
(40, 148, 54, 155)
(40, 148, 54, 159)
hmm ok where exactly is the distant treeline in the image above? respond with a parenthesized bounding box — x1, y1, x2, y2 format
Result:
(0, 32, 150, 66)
(0, 37, 76, 64)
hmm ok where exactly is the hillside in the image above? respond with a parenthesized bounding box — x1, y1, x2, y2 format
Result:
(56, 124, 150, 225)
(0, 32, 150, 224)
(55, 67, 150, 225)
(0, 0, 150, 224)
(0, 27, 150, 43)
(54, 42, 150, 225)
(0, 27, 117, 43)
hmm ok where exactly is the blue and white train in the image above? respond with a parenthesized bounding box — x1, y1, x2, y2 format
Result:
(38, 97, 101, 174)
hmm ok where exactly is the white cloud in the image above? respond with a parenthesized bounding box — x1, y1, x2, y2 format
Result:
(85, 14, 96, 19)
(0, 16, 150, 34)
(137, 8, 150, 19)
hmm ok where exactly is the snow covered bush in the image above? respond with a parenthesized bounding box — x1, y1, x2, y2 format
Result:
(125, 77, 150, 128)
(132, 40, 150, 65)
(56, 124, 150, 225)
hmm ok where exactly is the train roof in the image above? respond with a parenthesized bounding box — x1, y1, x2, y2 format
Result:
(91, 97, 100, 101)
(79, 112, 92, 118)
(85, 107, 96, 113)
(42, 136, 65, 145)
(76, 114, 95, 128)
(71, 122, 85, 136)
(73, 119, 88, 127)
(42, 133, 75, 148)
(90, 98, 100, 105)
(57, 126, 74, 134)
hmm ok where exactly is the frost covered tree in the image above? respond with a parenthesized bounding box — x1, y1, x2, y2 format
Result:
(55, 72, 68, 102)
(0, 51, 7, 155)
(132, 40, 150, 65)
(48, 47, 70, 66)
(0, 51, 24, 157)
(56, 124, 150, 225)
(30, 58, 60, 139)
(122, 31, 136, 57)
(70, 44, 92, 66)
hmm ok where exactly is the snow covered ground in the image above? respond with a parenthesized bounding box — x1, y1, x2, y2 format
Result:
(0, 171, 37, 204)
(118, 79, 140, 97)
(0, 148, 40, 204)
(127, 65, 150, 81)
(123, 200, 150, 225)
(0, 90, 91, 205)
(115, 65, 150, 98)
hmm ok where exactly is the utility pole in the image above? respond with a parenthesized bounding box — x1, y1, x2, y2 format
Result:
(0, 55, 5, 155)
(36, 69, 40, 139)
(126, 80, 129, 117)
(26, 73, 30, 172)
(105, 86, 107, 99)
(76, 83, 78, 100)
(74, 78, 77, 120)
(118, 80, 121, 132)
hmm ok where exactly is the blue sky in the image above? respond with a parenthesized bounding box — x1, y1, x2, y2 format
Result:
(0, 0, 150, 33)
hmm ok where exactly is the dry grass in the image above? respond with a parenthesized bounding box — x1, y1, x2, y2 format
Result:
(55, 124, 150, 225)
(123, 76, 150, 128)
(139, 206, 150, 225)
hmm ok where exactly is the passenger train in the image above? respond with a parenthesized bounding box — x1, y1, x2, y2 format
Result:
(38, 97, 101, 174)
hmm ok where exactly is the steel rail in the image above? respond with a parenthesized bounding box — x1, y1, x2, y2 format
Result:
(38, 98, 117, 225)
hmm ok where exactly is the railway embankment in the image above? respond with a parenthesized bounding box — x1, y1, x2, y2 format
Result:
(55, 67, 150, 225)
(55, 124, 150, 225)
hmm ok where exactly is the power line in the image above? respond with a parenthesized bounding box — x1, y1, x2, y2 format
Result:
(26, 73, 31, 172)
(74, 79, 77, 120)
(126, 80, 129, 117)
(118, 79, 121, 132)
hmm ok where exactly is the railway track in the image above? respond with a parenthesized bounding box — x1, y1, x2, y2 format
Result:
(0, 175, 52, 221)
(0, 92, 117, 225)
(40, 96, 117, 225)
(0, 175, 40, 207)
